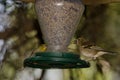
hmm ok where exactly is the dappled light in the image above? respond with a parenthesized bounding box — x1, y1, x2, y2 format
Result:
(0, 0, 120, 80)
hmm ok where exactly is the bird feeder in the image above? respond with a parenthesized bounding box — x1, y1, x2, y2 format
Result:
(24, 0, 90, 69)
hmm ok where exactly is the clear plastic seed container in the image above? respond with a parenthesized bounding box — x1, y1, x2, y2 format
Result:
(35, 0, 84, 52)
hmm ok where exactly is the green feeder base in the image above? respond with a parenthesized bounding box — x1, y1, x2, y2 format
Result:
(24, 52, 90, 69)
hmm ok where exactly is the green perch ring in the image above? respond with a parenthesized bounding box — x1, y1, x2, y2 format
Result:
(24, 52, 90, 69)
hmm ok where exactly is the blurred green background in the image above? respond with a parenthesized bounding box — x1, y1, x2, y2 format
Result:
(0, 0, 120, 80)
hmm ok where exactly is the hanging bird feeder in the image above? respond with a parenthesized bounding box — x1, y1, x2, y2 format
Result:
(24, 0, 90, 69)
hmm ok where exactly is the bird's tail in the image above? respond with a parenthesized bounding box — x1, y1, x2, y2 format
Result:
(101, 50, 118, 55)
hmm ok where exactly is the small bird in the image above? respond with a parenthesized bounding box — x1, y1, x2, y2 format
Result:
(76, 37, 119, 74)
(76, 37, 117, 61)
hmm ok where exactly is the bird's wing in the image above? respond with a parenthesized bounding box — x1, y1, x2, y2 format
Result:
(91, 46, 118, 54)
(89, 45, 104, 51)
